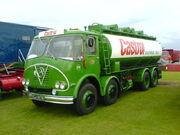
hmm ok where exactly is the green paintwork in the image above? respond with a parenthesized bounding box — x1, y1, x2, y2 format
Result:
(73, 74, 99, 98)
(24, 24, 161, 105)
(110, 56, 160, 72)
(25, 55, 99, 98)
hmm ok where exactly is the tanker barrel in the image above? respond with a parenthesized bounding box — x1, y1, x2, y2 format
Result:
(103, 33, 162, 70)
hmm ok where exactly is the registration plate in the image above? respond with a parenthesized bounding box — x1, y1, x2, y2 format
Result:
(32, 94, 44, 101)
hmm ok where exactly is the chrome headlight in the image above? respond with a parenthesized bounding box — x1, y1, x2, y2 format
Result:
(55, 82, 60, 89)
(60, 82, 65, 89)
(55, 81, 66, 90)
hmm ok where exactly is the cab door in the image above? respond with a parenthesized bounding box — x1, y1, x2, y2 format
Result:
(84, 36, 100, 76)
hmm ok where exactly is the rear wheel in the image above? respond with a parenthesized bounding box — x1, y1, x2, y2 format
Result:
(74, 83, 97, 115)
(150, 70, 158, 87)
(139, 71, 151, 91)
(103, 79, 119, 105)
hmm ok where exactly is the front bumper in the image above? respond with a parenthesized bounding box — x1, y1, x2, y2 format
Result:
(29, 92, 74, 104)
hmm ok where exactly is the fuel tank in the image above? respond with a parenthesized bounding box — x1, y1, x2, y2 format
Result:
(0, 72, 24, 91)
(103, 34, 162, 69)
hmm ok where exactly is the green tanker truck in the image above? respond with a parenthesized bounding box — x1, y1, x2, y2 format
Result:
(23, 24, 162, 115)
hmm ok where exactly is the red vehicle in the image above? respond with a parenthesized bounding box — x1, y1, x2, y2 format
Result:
(163, 49, 180, 63)
(161, 50, 172, 63)
(160, 49, 180, 71)
(0, 64, 24, 99)
(0, 68, 24, 91)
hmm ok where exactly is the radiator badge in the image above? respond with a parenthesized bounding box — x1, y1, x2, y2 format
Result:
(34, 66, 48, 85)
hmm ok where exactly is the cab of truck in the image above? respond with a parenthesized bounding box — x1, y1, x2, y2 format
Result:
(161, 51, 172, 63)
(23, 29, 101, 113)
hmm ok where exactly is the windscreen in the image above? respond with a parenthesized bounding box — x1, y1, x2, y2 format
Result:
(162, 51, 170, 57)
(46, 35, 83, 61)
(27, 35, 83, 61)
(27, 38, 49, 59)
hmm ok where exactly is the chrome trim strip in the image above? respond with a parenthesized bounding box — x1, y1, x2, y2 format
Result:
(43, 100, 73, 105)
(29, 93, 73, 104)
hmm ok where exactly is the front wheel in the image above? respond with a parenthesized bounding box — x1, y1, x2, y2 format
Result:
(74, 83, 97, 115)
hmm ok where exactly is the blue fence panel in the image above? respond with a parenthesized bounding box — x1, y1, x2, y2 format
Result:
(0, 22, 49, 63)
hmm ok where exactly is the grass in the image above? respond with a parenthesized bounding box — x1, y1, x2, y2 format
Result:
(161, 71, 180, 81)
(0, 71, 180, 135)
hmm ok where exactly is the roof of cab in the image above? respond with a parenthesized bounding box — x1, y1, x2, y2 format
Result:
(35, 29, 99, 39)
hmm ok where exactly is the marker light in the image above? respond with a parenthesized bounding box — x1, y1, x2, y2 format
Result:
(83, 60, 87, 68)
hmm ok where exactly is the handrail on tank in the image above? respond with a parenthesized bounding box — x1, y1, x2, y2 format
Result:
(88, 23, 156, 40)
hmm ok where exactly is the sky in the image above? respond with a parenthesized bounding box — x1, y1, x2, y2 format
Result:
(0, 0, 180, 49)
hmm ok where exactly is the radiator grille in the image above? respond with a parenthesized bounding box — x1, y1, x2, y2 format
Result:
(28, 87, 52, 95)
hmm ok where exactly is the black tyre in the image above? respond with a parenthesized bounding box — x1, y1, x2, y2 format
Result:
(150, 70, 158, 87)
(74, 83, 97, 115)
(103, 79, 119, 105)
(139, 71, 150, 91)
(32, 100, 47, 107)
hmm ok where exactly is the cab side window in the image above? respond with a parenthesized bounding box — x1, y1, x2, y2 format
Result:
(87, 37, 96, 55)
